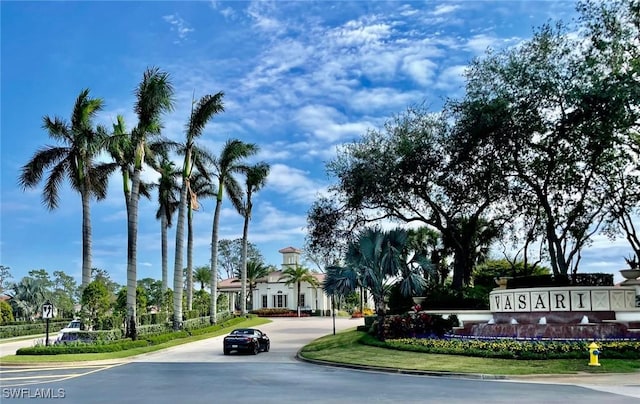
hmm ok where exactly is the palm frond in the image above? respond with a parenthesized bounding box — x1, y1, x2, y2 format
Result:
(246, 162, 270, 192)
(138, 179, 153, 200)
(135, 67, 175, 132)
(190, 171, 216, 200)
(19, 146, 70, 189)
(148, 137, 180, 157)
(43, 158, 69, 210)
(218, 139, 258, 171)
(186, 92, 224, 140)
(323, 265, 358, 296)
(71, 88, 103, 130)
(224, 175, 244, 214)
(90, 162, 118, 200)
(192, 146, 215, 180)
(42, 116, 70, 142)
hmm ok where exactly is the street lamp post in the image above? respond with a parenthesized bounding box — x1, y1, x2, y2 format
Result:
(332, 295, 336, 335)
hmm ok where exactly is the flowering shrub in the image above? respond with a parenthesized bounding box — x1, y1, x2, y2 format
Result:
(250, 308, 310, 317)
(379, 313, 459, 339)
(373, 337, 640, 360)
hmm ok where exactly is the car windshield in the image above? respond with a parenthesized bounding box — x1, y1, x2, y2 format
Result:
(232, 329, 254, 335)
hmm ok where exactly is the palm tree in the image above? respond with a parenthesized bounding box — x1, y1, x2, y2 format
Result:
(193, 266, 212, 290)
(239, 162, 270, 315)
(7, 278, 48, 321)
(279, 265, 319, 316)
(127, 67, 174, 339)
(153, 156, 180, 296)
(111, 114, 173, 316)
(323, 264, 359, 331)
(233, 261, 271, 310)
(19, 89, 115, 289)
(185, 170, 215, 310)
(340, 227, 429, 339)
(209, 140, 258, 323)
(173, 92, 224, 329)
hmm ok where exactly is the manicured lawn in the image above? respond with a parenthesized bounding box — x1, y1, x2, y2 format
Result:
(0, 317, 271, 364)
(299, 330, 640, 375)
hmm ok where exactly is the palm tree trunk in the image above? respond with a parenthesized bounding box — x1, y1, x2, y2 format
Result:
(240, 213, 250, 315)
(173, 179, 188, 329)
(374, 295, 386, 340)
(161, 212, 168, 294)
(126, 169, 140, 340)
(210, 198, 222, 324)
(160, 212, 169, 321)
(186, 204, 194, 311)
(81, 190, 92, 289)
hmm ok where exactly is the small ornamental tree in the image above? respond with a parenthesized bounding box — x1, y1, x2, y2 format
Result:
(81, 280, 111, 330)
(0, 300, 14, 324)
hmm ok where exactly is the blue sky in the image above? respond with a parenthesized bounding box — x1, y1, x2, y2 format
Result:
(1, 1, 633, 288)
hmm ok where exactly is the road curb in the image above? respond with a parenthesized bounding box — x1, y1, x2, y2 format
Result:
(296, 352, 507, 380)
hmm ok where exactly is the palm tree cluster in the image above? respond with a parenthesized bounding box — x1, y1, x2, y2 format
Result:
(323, 227, 431, 338)
(19, 67, 271, 338)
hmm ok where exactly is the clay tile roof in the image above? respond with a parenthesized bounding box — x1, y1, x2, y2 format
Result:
(217, 278, 240, 288)
(278, 246, 301, 253)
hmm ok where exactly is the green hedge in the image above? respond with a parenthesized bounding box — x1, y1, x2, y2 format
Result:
(0, 321, 71, 339)
(137, 323, 172, 337)
(17, 340, 149, 355)
(57, 329, 123, 342)
(16, 315, 253, 355)
(361, 334, 640, 360)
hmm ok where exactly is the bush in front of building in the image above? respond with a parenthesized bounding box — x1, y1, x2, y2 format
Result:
(250, 308, 310, 317)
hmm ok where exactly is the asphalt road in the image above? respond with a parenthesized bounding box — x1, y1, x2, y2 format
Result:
(1, 317, 638, 403)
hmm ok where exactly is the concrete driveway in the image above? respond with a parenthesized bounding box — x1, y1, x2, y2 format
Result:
(131, 316, 360, 363)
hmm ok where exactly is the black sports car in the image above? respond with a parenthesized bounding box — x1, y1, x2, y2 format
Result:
(223, 328, 270, 355)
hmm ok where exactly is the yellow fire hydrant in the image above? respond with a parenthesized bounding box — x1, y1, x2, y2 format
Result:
(588, 342, 601, 367)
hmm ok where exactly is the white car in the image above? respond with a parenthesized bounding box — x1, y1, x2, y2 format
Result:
(55, 319, 83, 343)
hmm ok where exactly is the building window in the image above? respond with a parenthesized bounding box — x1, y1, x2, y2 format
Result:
(273, 292, 288, 308)
(299, 293, 305, 307)
(262, 295, 267, 308)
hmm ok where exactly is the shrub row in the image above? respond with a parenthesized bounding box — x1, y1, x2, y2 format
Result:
(0, 321, 71, 339)
(377, 313, 459, 339)
(183, 311, 233, 330)
(59, 329, 123, 342)
(249, 308, 310, 317)
(16, 315, 252, 355)
(137, 323, 172, 337)
(361, 334, 640, 360)
(17, 339, 149, 355)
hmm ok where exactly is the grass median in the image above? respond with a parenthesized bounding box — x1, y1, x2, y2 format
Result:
(0, 317, 271, 364)
(298, 330, 640, 376)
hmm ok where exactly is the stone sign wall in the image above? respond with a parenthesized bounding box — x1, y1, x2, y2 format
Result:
(489, 286, 636, 313)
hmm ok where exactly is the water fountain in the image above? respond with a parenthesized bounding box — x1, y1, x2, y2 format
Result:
(453, 273, 640, 340)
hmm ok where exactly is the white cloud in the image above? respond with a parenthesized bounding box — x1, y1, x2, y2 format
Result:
(434, 64, 467, 92)
(163, 14, 194, 43)
(294, 104, 371, 143)
(332, 19, 392, 47)
(401, 55, 437, 86)
(246, 1, 283, 33)
(432, 4, 461, 16)
(266, 163, 326, 204)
